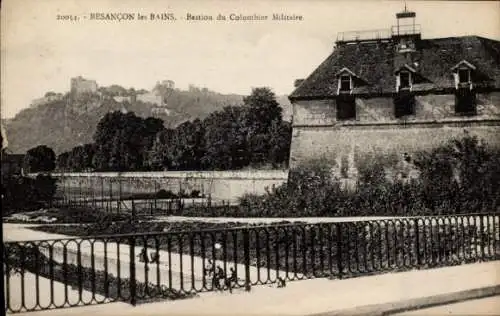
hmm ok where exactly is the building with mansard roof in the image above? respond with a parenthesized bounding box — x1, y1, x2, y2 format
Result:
(288, 9, 500, 177)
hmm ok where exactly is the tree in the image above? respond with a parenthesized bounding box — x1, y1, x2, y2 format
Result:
(413, 132, 500, 213)
(202, 106, 249, 170)
(2, 174, 57, 214)
(243, 87, 283, 135)
(166, 120, 206, 170)
(92, 111, 164, 171)
(141, 117, 165, 168)
(24, 145, 56, 173)
(56, 151, 70, 171)
(147, 128, 176, 170)
(67, 143, 95, 171)
(88, 87, 292, 172)
(44, 91, 57, 97)
(243, 88, 284, 164)
(268, 120, 292, 167)
(146, 87, 292, 171)
(92, 111, 120, 170)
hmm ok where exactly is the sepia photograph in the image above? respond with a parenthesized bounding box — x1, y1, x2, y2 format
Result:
(1, 0, 500, 315)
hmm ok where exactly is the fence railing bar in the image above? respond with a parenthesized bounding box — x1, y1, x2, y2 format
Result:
(129, 236, 137, 306)
(4, 214, 499, 314)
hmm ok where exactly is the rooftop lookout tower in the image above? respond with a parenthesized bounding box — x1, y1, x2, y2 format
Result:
(335, 6, 421, 45)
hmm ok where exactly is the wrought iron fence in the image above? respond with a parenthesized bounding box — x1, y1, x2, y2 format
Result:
(48, 174, 233, 217)
(4, 213, 500, 313)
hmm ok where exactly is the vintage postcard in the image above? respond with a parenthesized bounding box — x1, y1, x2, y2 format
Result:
(1, 0, 500, 315)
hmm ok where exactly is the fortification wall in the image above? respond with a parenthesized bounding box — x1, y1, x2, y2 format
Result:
(48, 170, 289, 202)
(290, 92, 500, 168)
(289, 123, 500, 168)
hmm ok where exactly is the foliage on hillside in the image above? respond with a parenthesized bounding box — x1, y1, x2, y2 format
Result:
(4, 85, 291, 154)
(5, 94, 124, 154)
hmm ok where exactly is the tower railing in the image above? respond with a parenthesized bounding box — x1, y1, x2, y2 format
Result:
(391, 24, 421, 37)
(336, 28, 391, 44)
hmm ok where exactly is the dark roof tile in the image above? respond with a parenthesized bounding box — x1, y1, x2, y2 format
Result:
(289, 36, 500, 99)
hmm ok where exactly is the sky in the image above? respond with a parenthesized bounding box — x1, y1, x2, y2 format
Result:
(1, 0, 499, 119)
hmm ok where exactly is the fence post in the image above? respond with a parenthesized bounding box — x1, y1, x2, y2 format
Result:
(479, 214, 484, 260)
(177, 198, 182, 215)
(129, 236, 137, 306)
(328, 224, 334, 277)
(79, 177, 83, 207)
(92, 177, 96, 208)
(243, 228, 251, 291)
(109, 180, 113, 213)
(62, 174, 66, 206)
(336, 223, 343, 279)
(131, 199, 136, 223)
(118, 177, 122, 214)
(101, 177, 105, 212)
(415, 219, 421, 266)
(154, 181, 158, 210)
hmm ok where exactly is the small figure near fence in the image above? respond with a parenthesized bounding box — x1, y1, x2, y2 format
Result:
(224, 267, 238, 293)
(138, 248, 149, 263)
(138, 248, 160, 267)
(213, 265, 224, 291)
(277, 276, 287, 288)
(209, 265, 239, 293)
(204, 259, 215, 277)
(150, 251, 160, 263)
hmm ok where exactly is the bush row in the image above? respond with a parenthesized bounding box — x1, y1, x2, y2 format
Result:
(128, 189, 204, 200)
(219, 134, 500, 218)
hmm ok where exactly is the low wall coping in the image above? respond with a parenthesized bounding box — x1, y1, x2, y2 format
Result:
(28, 170, 290, 180)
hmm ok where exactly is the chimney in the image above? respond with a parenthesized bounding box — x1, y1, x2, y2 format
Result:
(294, 79, 305, 88)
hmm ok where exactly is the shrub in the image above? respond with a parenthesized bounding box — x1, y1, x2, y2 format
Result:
(355, 151, 397, 186)
(2, 175, 58, 215)
(235, 134, 499, 217)
(156, 189, 178, 199)
(190, 190, 201, 198)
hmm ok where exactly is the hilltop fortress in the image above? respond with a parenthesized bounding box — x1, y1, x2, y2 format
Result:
(30, 77, 176, 117)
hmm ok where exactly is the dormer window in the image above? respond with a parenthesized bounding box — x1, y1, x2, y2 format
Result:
(339, 75, 352, 92)
(336, 67, 359, 94)
(458, 69, 470, 84)
(452, 60, 475, 89)
(395, 65, 415, 92)
(399, 72, 411, 89)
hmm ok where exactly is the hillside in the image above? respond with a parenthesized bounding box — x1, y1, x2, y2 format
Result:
(3, 87, 292, 154)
